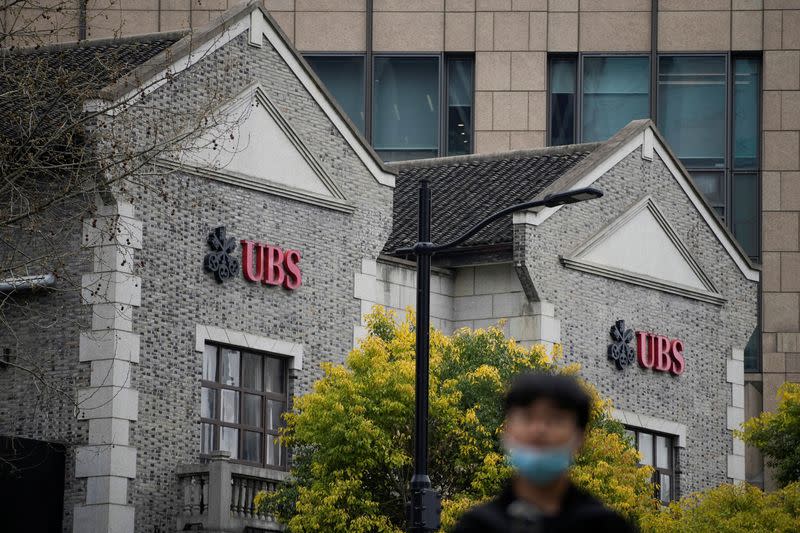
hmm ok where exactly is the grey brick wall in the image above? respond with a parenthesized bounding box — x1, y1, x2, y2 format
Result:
(516, 148, 757, 496)
(116, 34, 393, 532)
(0, 197, 93, 532)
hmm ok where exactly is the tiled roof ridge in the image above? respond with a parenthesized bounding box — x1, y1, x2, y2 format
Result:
(1, 30, 189, 56)
(386, 142, 603, 171)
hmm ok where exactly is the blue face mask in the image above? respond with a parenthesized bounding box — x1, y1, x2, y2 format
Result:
(505, 442, 574, 486)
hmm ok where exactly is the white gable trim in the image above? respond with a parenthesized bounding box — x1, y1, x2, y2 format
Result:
(654, 143, 759, 282)
(513, 127, 760, 283)
(512, 133, 642, 227)
(250, 10, 395, 188)
(562, 196, 726, 305)
(86, 7, 395, 189)
(158, 83, 356, 213)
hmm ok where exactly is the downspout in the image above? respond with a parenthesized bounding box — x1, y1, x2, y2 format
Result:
(0, 273, 56, 292)
(650, 0, 658, 122)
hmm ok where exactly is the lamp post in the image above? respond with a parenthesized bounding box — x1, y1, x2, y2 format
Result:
(397, 181, 604, 533)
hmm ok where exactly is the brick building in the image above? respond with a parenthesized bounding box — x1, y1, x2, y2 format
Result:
(9, 2, 793, 488)
(0, 2, 767, 532)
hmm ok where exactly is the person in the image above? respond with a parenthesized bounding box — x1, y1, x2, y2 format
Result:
(452, 372, 635, 533)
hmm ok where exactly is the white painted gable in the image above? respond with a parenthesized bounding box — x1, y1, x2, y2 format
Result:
(166, 84, 353, 212)
(562, 196, 725, 305)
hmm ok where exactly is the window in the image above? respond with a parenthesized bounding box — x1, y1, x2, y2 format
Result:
(201, 344, 288, 468)
(547, 54, 650, 146)
(305, 55, 365, 134)
(582, 56, 650, 143)
(306, 54, 474, 162)
(548, 53, 761, 262)
(626, 427, 676, 504)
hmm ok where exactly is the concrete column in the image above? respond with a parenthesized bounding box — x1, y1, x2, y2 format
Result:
(74, 201, 142, 532)
(206, 451, 233, 533)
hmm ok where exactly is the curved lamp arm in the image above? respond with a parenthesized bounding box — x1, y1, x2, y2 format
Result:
(394, 186, 603, 256)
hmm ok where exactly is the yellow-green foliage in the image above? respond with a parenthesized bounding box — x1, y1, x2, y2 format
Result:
(739, 383, 800, 487)
(256, 307, 655, 532)
(640, 482, 800, 533)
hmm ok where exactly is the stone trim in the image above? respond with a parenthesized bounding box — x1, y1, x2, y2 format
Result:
(75, 200, 142, 532)
(512, 125, 760, 283)
(726, 346, 746, 483)
(612, 408, 687, 448)
(194, 324, 303, 371)
(157, 84, 357, 214)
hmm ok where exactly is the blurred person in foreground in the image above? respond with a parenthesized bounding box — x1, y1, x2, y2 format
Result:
(453, 372, 635, 532)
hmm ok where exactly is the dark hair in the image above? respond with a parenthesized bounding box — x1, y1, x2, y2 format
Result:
(503, 372, 592, 430)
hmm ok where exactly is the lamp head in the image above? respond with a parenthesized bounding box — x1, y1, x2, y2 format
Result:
(543, 187, 604, 207)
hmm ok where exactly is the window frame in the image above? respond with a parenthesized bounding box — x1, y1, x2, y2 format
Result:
(625, 426, 677, 503)
(546, 52, 652, 147)
(303, 52, 475, 160)
(200, 342, 290, 470)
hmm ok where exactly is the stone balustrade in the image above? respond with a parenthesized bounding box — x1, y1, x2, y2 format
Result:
(176, 451, 289, 532)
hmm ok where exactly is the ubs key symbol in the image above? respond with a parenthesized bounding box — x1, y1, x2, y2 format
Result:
(608, 319, 635, 370)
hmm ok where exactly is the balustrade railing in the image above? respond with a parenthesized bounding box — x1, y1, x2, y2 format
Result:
(176, 451, 288, 532)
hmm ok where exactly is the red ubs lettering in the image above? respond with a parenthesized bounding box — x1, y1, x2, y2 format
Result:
(635, 331, 685, 375)
(240, 240, 303, 290)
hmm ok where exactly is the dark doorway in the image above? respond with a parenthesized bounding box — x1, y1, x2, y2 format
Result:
(0, 436, 65, 532)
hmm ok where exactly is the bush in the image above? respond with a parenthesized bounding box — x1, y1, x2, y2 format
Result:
(640, 482, 800, 533)
(740, 382, 800, 487)
(255, 307, 655, 532)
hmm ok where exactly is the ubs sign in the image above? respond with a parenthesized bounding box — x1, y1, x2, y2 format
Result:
(607, 320, 685, 375)
(203, 226, 302, 290)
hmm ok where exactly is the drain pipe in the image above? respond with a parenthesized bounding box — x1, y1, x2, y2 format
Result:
(0, 273, 56, 292)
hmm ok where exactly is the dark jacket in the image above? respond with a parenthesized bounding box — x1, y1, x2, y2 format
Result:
(452, 482, 635, 533)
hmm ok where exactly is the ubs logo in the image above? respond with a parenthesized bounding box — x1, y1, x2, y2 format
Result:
(204, 226, 240, 283)
(607, 319, 686, 375)
(608, 320, 636, 369)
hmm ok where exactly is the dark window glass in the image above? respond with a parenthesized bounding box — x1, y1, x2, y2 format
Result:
(266, 357, 285, 394)
(691, 171, 726, 218)
(549, 56, 577, 146)
(658, 56, 726, 168)
(733, 57, 760, 170)
(744, 327, 760, 372)
(242, 352, 263, 391)
(732, 173, 759, 260)
(373, 56, 440, 161)
(305, 55, 366, 133)
(582, 56, 649, 142)
(201, 344, 289, 468)
(242, 431, 261, 463)
(203, 345, 217, 381)
(447, 57, 474, 156)
(629, 427, 676, 503)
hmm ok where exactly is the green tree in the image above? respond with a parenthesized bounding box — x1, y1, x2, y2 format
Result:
(255, 307, 655, 532)
(740, 382, 800, 487)
(640, 482, 800, 533)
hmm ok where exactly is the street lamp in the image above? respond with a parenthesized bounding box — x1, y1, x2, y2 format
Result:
(396, 180, 603, 533)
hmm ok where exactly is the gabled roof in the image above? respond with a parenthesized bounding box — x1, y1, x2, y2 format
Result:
(383, 144, 598, 254)
(384, 119, 759, 284)
(0, 33, 184, 140)
(86, 0, 395, 188)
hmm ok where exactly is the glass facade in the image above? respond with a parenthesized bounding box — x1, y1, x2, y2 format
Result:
(549, 53, 761, 262)
(306, 54, 474, 162)
(305, 56, 365, 134)
(373, 57, 439, 161)
(582, 56, 650, 143)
